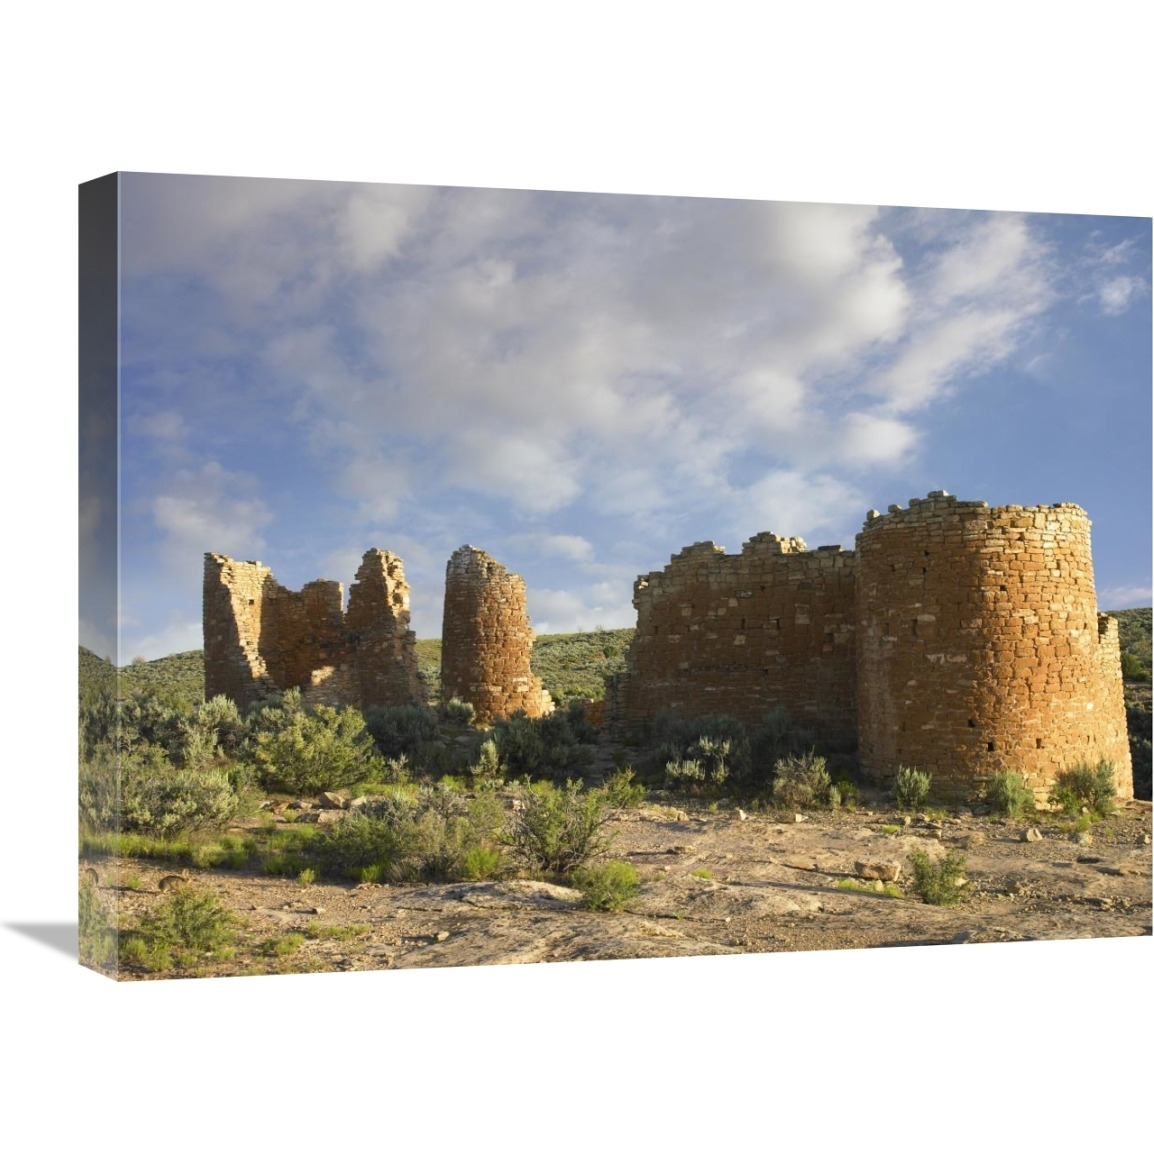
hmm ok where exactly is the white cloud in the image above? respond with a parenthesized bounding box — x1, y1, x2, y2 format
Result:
(527, 586, 635, 635)
(152, 460, 273, 566)
(122, 617, 205, 664)
(509, 533, 596, 563)
(1097, 275, 1146, 315)
(1099, 584, 1152, 610)
(730, 469, 862, 546)
(837, 412, 918, 466)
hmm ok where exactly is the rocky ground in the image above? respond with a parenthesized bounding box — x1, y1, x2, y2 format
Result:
(85, 794, 1152, 981)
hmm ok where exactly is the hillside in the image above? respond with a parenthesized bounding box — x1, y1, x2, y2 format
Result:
(1109, 607, 1152, 672)
(79, 611, 1149, 708)
(80, 629, 635, 708)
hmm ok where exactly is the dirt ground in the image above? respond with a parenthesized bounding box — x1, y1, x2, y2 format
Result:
(86, 794, 1152, 980)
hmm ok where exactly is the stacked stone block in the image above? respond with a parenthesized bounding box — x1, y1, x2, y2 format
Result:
(612, 492, 1132, 801)
(440, 546, 553, 726)
(856, 494, 1132, 799)
(203, 549, 425, 711)
(612, 532, 858, 745)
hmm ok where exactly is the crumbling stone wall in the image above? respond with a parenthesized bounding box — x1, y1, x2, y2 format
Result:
(611, 533, 858, 746)
(440, 546, 553, 726)
(203, 549, 425, 711)
(856, 494, 1132, 800)
(612, 492, 1132, 801)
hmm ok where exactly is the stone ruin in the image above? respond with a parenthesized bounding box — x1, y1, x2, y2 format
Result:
(607, 493, 1133, 802)
(440, 546, 553, 726)
(202, 491, 1132, 803)
(203, 548, 425, 711)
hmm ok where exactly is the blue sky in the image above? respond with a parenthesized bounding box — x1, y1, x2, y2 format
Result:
(83, 173, 1151, 661)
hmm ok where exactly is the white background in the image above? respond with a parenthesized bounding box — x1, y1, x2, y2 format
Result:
(1, 3, 1150, 1149)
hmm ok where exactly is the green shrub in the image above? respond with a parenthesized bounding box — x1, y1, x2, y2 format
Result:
(771, 752, 832, 809)
(470, 738, 504, 784)
(831, 778, 859, 809)
(119, 754, 239, 835)
(492, 710, 593, 783)
(985, 771, 1035, 818)
(893, 766, 932, 811)
(255, 704, 382, 794)
(319, 788, 505, 882)
(461, 844, 504, 880)
(1050, 762, 1117, 818)
(505, 780, 615, 876)
(362, 704, 441, 762)
(78, 876, 116, 969)
(439, 697, 476, 726)
(748, 706, 816, 789)
(137, 886, 236, 954)
(604, 767, 646, 809)
(1121, 651, 1150, 681)
(79, 746, 119, 831)
(574, 859, 639, 911)
(908, 849, 967, 906)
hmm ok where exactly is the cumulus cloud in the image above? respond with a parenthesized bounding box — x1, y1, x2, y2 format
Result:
(509, 533, 596, 563)
(1097, 275, 1147, 315)
(152, 460, 273, 567)
(120, 178, 1114, 648)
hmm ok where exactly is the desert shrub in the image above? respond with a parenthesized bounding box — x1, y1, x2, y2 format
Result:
(120, 754, 239, 835)
(137, 886, 236, 955)
(1121, 651, 1150, 681)
(469, 738, 504, 784)
(505, 780, 616, 876)
(604, 767, 646, 809)
(492, 710, 593, 783)
(317, 809, 409, 878)
(186, 694, 247, 763)
(439, 697, 477, 726)
(119, 692, 189, 760)
(651, 714, 752, 785)
(985, 771, 1035, 818)
(319, 788, 504, 881)
(461, 844, 504, 880)
(79, 746, 119, 831)
(244, 687, 305, 740)
(748, 706, 816, 787)
(79, 688, 119, 759)
(362, 704, 441, 762)
(893, 766, 932, 811)
(1050, 762, 1117, 818)
(771, 752, 833, 809)
(831, 776, 860, 809)
(908, 849, 967, 906)
(254, 704, 382, 794)
(574, 859, 639, 911)
(78, 877, 116, 969)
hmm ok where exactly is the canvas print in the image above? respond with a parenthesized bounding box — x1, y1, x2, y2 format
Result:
(79, 172, 1152, 980)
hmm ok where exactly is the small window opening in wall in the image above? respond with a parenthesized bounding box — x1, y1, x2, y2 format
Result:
(968, 719, 975, 728)
(248, 599, 255, 606)
(1000, 585, 1007, 592)
(740, 617, 745, 629)
(924, 550, 931, 558)
(910, 619, 918, 638)
(1036, 738, 1043, 749)
(987, 741, 995, 752)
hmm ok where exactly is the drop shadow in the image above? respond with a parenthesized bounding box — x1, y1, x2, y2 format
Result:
(7, 922, 78, 958)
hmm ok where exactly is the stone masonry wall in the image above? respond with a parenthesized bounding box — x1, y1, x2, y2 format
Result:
(203, 549, 425, 712)
(855, 494, 1132, 800)
(612, 492, 1132, 802)
(440, 546, 553, 726)
(613, 533, 858, 746)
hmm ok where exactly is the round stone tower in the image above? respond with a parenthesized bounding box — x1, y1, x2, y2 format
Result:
(855, 492, 1132, 801)
(440, 546, 553, 726)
